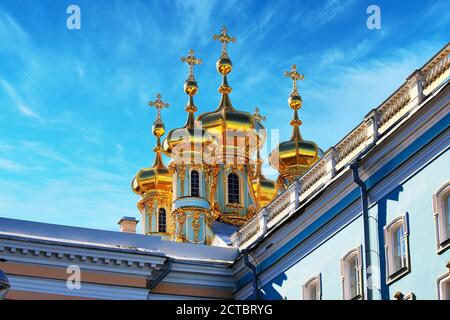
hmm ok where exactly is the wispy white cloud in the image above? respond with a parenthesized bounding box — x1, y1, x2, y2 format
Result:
(0, 79, 42, 121)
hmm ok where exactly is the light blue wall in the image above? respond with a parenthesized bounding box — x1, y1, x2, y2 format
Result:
(369, 149, 450, 299)
(261, 215, 364, 300)
(259, 148, 449, 300)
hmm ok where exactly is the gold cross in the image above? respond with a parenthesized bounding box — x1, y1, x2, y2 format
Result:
(148, 93, 169, 124)
(181, 49, 202, 80)
(252, 107, 266, 123)
(213, 26, 236, 58)
(284, 64, 305, 94)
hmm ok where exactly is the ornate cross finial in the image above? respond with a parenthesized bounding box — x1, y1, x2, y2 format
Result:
(181, 49, 202, 80)
(148, 93, 169, 124)
(213, 26, 236, 58)
(284, 64, 305, 94)
(252, 107, 266, 123)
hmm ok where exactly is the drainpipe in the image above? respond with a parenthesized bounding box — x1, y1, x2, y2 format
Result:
(350, 160, 373, 300)
(241, 249, 260, 300)
(147, 257, 173, 298)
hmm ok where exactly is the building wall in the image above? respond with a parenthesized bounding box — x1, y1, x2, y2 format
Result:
(258, 148, 449, 300)
(369, 149, 450, 299)
(234, 80, 449, 300)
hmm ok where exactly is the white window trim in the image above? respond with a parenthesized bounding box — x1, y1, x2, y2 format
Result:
(437, 269, 450, 300)
(340, 246, 363, 300)
(188, 168, 202, 198)
(384, 213, 410, 284)
(302, 274, 322, 300)
(433, 181, 450, 253)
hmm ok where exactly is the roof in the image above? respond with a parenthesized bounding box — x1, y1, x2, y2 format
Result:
(0, 217, 238, 263)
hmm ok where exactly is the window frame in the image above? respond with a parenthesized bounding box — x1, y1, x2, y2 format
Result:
(437, 269, 450, 300)
(302, 274, 322, 300)
(157, 207, 167, 233)
(341, 246, 363, 300)
(227, 172, 241, 205)
(384, 213, 411, 284)
(433, 181, 450, 253)
(189, 169, 201, 198)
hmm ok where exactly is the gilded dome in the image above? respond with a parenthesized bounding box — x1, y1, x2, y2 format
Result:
(268, 126, 323, 176)
(132, 157, 172, 196)
(163, 102, 216, 161)
(251, 174, 278, 208)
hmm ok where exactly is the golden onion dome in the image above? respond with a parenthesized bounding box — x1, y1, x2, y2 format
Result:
(132, 94, 172, 196)
(251, 170, 278, 208)
(269, 65, 322, 186)
(132, 152, 172, 195)
(162, 100, 216, 160)
(268, 124, 323, 177)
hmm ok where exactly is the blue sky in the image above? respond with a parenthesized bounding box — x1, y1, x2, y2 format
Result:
(0, 0, 448, 231)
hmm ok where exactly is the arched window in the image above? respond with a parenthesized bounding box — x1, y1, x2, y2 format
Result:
(303, 274, 322, 300)
(384, 214, 410, 282)
(341, 247, 363, 300)
(228, 173, 240, 204)
(158, 208, 166, 233)
(433, 181, 450, 251)
(190, 170, 200, 197)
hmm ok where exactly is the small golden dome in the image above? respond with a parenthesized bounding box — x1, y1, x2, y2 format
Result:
(152, 122, 165, 137)
(217, 57, 232, 74)
(132, 163, 172, 196)
(288, 94, 302, 110)
(162, 122, 216, 161)
(269, 134, 323, 176)
(251, 173, 278, 208)
(184, 80, 198, 96)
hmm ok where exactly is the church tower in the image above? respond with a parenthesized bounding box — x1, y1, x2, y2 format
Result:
(196, 26, 267, 225)
(162, 50, 217, 244)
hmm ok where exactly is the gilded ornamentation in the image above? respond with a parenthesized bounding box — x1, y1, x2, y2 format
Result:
(246, 205, 256, 219)
(192, 211, 201, 243)
(219, 214, 247, 227)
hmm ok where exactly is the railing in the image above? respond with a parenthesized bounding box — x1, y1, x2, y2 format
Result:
(231, 43, 450, 249)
